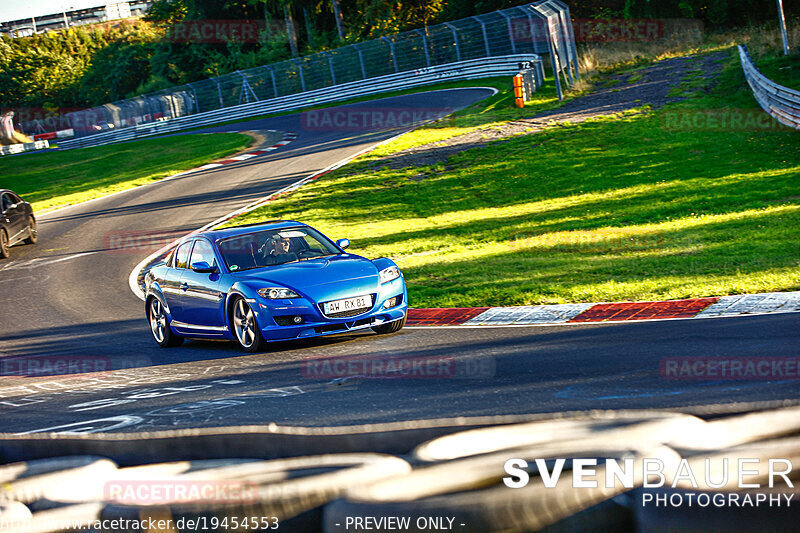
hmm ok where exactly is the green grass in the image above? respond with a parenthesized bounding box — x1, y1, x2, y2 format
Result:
(0, 133, 250, 211)
(229, 46, 800, 307)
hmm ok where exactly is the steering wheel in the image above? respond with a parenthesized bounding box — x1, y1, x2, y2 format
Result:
(297, 248, 325, 258)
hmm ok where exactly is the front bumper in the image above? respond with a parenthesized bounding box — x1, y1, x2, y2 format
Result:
(253, 279, 407, 341)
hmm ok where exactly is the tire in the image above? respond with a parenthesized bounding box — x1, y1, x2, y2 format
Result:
(147, 297, 183, 347)
(372, 315, 406, 335)
(0, 229, 8, 259)
(231, 296, 266, 352)
(23, 216, 37, 245)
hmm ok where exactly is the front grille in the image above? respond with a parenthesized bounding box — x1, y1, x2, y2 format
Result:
(325, 308, 368, 319)
(320, 294, 375, 318)
(315, 323, 348, 334)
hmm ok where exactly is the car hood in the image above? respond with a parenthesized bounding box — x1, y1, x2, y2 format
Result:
(230, 254, 381, 300)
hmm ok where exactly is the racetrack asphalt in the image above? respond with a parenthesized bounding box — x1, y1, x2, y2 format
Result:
(0, 87, 798, 435)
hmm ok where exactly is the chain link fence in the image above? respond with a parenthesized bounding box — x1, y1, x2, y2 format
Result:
(17, 0, 578, 142)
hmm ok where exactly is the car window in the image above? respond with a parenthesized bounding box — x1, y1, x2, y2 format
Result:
(217, 227, 340, 271)
(174, 241, 193, 269)
(8, 193, 22, 204)
(188, 239, 217, 268)
(1, 194, 9, 212)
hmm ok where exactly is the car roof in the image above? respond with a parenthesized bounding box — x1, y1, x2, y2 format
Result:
(200, 220, 308, 241)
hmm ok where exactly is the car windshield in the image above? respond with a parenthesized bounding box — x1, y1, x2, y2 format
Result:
(216, 226, 341, 271)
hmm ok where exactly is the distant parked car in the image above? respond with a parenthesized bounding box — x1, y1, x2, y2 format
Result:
(0, 189, 37, 259)
(144, 221, 408, 351)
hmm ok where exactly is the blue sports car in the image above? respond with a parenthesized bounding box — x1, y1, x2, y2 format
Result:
(144, 221, 408, 351)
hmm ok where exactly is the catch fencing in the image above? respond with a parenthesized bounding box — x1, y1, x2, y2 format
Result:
(22, 0, 577, 149)
(56, 55, 545, 149)
(738, 44, 800, 130)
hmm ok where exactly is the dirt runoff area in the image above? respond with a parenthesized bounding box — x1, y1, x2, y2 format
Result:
(374, 51, 728, 171)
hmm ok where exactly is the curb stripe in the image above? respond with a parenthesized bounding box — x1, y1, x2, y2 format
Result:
(407, 307, 490, 326)
(193, 133, 297, 172)
(463, 303, 593, 326)
(696, 291, 800, 318)
(404, 293, 799, 327)
(568, 297, 718, 323)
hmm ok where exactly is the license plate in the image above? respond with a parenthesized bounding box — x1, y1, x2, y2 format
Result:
(324, 295, 371, 315)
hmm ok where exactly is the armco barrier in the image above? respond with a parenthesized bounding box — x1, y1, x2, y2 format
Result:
(738, 44, 800, 130)
(0, 140, 50, 156)
(57, 55, 544, 150)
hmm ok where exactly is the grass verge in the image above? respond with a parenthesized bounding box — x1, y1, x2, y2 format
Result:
(228, 46, 800, 307)
(0, 133, 250, 212)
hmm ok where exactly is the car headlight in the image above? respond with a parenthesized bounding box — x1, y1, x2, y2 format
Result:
(257, 287, 300, 299)
(379, 266, 401, 284)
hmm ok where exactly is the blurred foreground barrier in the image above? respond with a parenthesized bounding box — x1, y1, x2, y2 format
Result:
(0, 406, 798, 532)
(0, 140, 50, 156)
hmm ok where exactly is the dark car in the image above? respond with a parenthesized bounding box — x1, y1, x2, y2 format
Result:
(0, 189, 37, 259)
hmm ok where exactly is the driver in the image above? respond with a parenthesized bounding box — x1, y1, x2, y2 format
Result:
(259, 234, 297, 265)
(270, 235, 292, 256)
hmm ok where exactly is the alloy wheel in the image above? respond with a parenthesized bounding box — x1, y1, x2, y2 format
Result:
(149, 298, 166, 343)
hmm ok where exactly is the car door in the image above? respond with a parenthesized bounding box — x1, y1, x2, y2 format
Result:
(1, 193, 25, 244)
(177, 238, 224, 330)
(161, 240, 193, 320)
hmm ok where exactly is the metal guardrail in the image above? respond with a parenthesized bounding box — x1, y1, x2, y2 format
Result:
(738, 44, 800, 130)
(21, 0, 578, 147)
(56, 55, 544, 150)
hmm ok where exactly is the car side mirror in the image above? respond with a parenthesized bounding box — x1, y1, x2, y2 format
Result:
(191, 261, 218, 273)
(336, 238, 350, 250)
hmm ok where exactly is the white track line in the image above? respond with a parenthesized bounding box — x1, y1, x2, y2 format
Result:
(0, 252, 99, 272)
(39, 132, 288, 220)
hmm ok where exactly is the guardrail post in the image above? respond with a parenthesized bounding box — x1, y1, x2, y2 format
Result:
(382, 37, 399, 73)
(415, 29, 431, 67)
(561, 2, 580, 81)
(548, 0, 580, 83)
(472, 16, 491, 57)
(211, 78, 225, 109)
(292, 58, 306, 92)
(539, 12, 564, 100)
(443, 22, 461, 62)
(323, 51, 337, 85)
(187, 83, 200, 113)
(237, 71, 259, 104)
(353, 44, 367, 79)
(266, 66, 279, 97)
(777, 0, 790, 55)
(498, 11, 517, 55)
